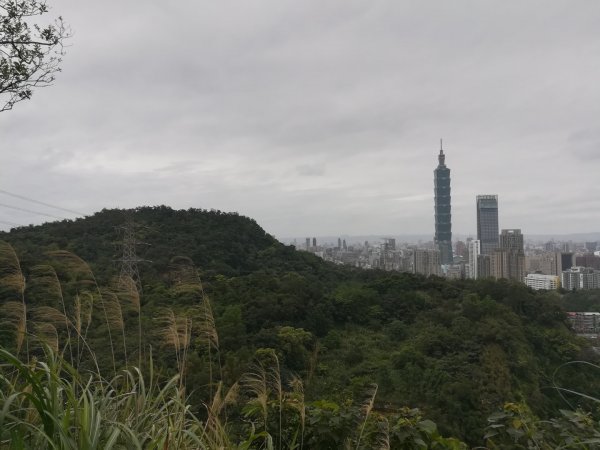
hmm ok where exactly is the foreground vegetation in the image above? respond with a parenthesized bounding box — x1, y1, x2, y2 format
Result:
(2, 346, 600, 449)
(1, 206, 600, 448)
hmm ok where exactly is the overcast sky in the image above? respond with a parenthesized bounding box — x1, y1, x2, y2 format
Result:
(1, 1, 600, 239)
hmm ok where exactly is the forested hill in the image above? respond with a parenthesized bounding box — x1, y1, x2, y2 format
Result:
(0, 206, 333, 282)
(1, 206, 599, 446)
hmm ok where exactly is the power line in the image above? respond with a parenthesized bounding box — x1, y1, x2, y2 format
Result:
(0, 202, 67, 220)
(0, 189, 86, 216)
(0, 219, 24, 228)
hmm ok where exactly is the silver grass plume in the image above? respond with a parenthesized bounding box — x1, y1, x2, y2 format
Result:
(1, 300, 27, 355)
(0, 241, 28, 360)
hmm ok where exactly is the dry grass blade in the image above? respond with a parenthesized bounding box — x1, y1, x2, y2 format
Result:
(156, 308, 192, 381)
(46, 251, 100, 296)
(114, 275, 143, 366)
(31, 306, 68, 327)
(1, 300, 27, 355)
(169, 256, 202, 291)
(33, 322, 59, 353)
(157, 308, 178, 348)
(375, 416, 390, 450)
(77, 292, 94, 335)
(0, 240, 25, 293)
(101, 291, 124, 331)
(113, 275, 140, 312)
(199, 297, 219, 351)
(28, 265, 75, 364)
(0, 241, 28, 360)
(101, 290, 128, 367)
(288, 375, 306, 450)
(356, 383, 379, 450)
(241, 363, 269, 427)
(156, 308, 192, 351)
(209, 381, 239, 417)
(30, 306, 70, 356)
(46, 250, 93, 275)
(28, 265, 63, 301)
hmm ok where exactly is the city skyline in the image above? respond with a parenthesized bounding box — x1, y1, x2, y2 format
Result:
(2, 1, 600, 238)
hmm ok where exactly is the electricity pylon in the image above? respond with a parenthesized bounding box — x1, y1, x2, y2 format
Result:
(116, 210, 148, 295)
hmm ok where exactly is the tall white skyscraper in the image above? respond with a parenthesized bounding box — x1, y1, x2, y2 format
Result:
(467, 239, 481, 279)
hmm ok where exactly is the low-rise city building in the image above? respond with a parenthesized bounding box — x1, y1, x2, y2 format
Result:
(524, 273, 560, 290)
(567, 312, 600, 334)
(561, 267, 600, 290)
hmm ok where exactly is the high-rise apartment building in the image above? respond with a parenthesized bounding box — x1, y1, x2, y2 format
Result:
(413, 249, 441, 277)
(476, 195, 499, 255)
(561, 252, 574, 270)
(499, 228, 524, 251)
(467, 239, 481, 279)
(434, 143, 453, 264)
(525, 252, 562, 276)
(562, 267, 600, 290)
(575, 254, 600, 270)
(491, 229, 525, 282)
(478, 254, 491, 278)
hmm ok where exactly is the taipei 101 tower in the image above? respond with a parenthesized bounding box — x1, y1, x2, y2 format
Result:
(434, 140, 453, 264)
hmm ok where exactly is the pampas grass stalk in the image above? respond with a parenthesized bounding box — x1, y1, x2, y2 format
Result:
(242, 362, 270, 431)
(157, 308, 192, 384)
(2, 300, 27, 357)
(29, 265, 75, 366)
(33, 322, 59, 353)
(289, 375, 306, 450)
(356, 383, 378, 450)
(48, 250, 117, 376)
(0, 241, 28, 361)
(116, 275, 142, 368)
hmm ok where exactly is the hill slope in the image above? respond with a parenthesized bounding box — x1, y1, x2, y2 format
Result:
(0, 206, 598, 445)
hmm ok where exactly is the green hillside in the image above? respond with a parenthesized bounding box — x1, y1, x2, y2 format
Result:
(1, 206, 599, 448)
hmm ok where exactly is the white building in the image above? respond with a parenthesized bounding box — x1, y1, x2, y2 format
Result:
(467, 239, 481, 279)
(561, 267, 600, 290)
(524, 273, 560, 290)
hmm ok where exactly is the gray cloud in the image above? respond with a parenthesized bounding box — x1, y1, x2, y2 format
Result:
(1, 0, 600, 237)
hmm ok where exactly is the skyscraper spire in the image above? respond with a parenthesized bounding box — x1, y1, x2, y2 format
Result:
(438, 139, 445, 165)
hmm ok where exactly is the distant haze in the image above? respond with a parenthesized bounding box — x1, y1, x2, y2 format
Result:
(1, 1, 600, 238)
(281, 233, 600, 247)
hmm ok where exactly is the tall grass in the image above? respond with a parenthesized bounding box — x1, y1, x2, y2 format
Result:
(0, 347, 227, 449)
(0, 241, 28, 361)
(115, 275, 142, 367)
(28, 265, 74, 365)
(47, 250, 119, 376)
(168, 256, 223, 393)
(156, 307, 192, 385)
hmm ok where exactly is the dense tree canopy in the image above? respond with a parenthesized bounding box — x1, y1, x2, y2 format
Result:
(1, 206, 599, 446)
